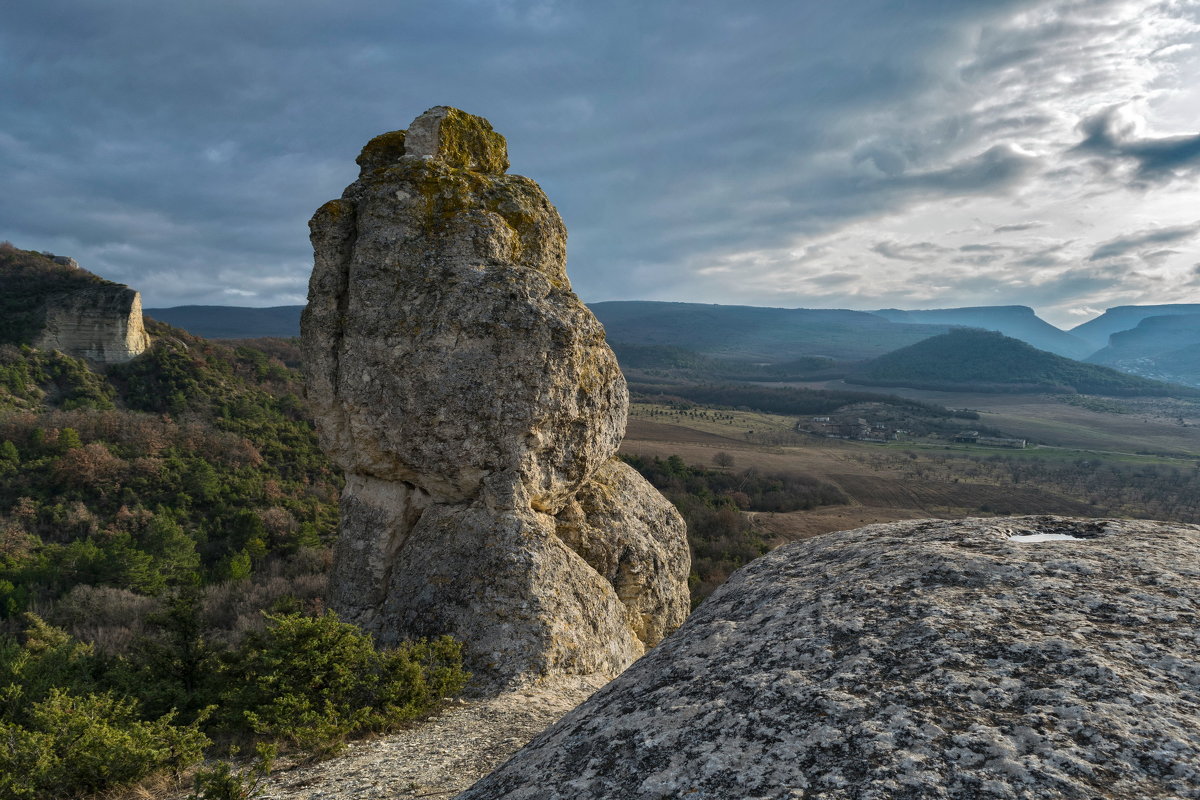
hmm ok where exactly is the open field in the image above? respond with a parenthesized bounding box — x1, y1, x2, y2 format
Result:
(623, 399, 1200, 547)
(775, 380, 1200, 456)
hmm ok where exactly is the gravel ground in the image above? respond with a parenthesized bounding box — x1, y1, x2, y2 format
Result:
(234, 678, 601, 800)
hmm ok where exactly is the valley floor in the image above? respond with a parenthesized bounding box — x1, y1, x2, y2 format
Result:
(791, 380, 1200, 456)
(621, 402, 1200, 544)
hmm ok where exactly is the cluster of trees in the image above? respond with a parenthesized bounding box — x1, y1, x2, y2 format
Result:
(961, 454, 1200, 521)
(853, 449, 1200, 522)
(622, 453, 847, 602)
(0, 346, 117, 412)
(0, 331, 340, 618)
(0, 607, 467, 799)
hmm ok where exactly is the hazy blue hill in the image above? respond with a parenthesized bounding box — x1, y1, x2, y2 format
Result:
(848, 328, 1188, 396)
(872, 305, 1091, 359)
(1092, 314, 1200, 360)
(144, 304, 304, 338)
(590, 301, 950, 361)
(610, 342, 839, 382)
(1087, 314, 1200, 387)
(1071, 304, 1200, 352)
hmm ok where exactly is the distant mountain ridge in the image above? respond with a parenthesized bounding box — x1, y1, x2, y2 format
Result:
(144, 304, 303, 339)
(849, 328, 1189, 396)
(149, 300, 957, 361)
(588, 301, 951, 361)
(1071, 304, 1200, 351)
(872, 305, 1092, 359)
(139, 301, 1198, 393)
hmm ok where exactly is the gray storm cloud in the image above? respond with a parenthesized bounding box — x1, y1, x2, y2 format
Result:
(1, 0, 1198, 323)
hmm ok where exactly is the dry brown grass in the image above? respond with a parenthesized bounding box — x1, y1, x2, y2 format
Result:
(623, 410, 1108, 551)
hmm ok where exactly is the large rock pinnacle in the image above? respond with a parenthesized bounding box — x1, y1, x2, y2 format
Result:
(302, 107, 690, 688)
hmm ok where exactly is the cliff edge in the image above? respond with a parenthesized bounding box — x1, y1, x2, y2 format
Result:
(0, 244, 150, 364)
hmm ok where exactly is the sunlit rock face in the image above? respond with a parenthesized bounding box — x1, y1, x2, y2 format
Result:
(35, 285, 150, 364)
(461, 516, 1200, 798)
(302, 107, 690, 689)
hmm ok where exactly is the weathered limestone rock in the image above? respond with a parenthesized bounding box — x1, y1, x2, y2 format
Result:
(555, 459, 691, 648)
(303, 107, 690, 687)
(35, 285, 151, 364)
(460, 516, 1200, 799)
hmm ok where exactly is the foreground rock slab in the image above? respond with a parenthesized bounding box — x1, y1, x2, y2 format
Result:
(459, 516, 1200, 799)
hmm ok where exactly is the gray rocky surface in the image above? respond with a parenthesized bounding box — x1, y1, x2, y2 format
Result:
(556, 458, 691, 648)
(167, 679, 603, 800)
(460, 516, 1200, 799)
(302, 107, 689, 688)
(34, 284, 150, 364)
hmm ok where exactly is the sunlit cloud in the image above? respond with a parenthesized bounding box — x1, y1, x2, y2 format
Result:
(0, 0, 1196, 328)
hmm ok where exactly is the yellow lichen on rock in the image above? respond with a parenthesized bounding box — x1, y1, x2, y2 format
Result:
(355, 129, 408, 174)
(405, 106, 509, 174)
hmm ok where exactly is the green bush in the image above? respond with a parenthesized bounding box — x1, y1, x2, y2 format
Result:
(6, 690, 208, 797)
(188, 744, 275, 800)
(218, 611, 469, 755)
(0, 614, 101, 716)
(0, 615, 209, 799)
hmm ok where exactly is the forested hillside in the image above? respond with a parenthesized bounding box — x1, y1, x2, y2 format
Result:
(0, 321, 339, 611)
(850, 329, 1190, 396)
(0, 320, 467, 799)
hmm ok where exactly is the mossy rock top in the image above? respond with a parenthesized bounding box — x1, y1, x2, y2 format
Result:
(357, 130, 408, 173)
(355, 107, 510, 176)
(406, 106, 509, 174)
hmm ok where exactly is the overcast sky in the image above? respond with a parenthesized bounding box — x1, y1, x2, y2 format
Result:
(3, 0, 1199, 327)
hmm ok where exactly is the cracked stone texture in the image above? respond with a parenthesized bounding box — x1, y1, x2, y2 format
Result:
(35, 285, 150, 364)
(556, 458, 691, 649)
(302, 107, 689, 688)
(459, 516, 1200, 799)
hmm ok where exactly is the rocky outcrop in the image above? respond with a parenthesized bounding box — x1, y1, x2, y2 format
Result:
(0, 246, 150, 363)
(34, 285, 151, 364)
(302, 107, 689, 688)
(461, 516, 1200, 799)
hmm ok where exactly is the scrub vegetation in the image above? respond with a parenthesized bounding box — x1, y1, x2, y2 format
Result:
(0, 309, 467, 799)
(621, 452, 847, 603)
